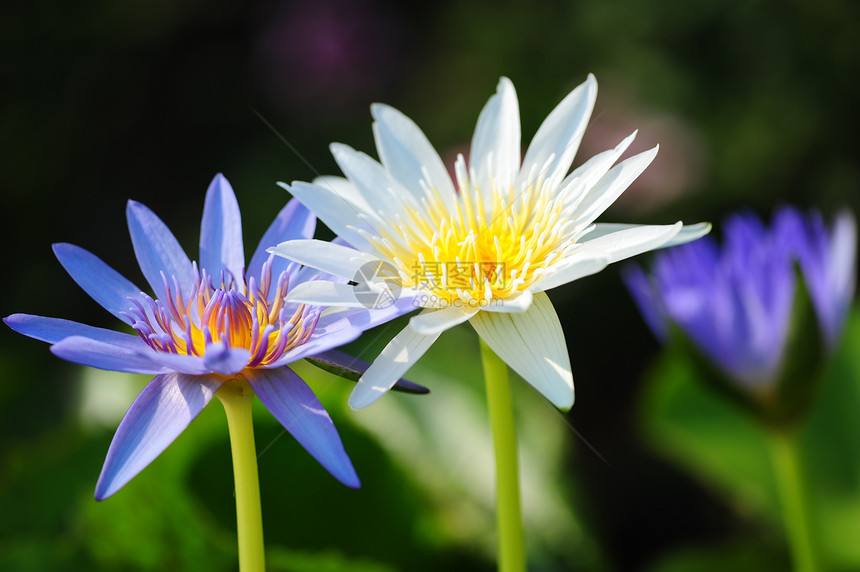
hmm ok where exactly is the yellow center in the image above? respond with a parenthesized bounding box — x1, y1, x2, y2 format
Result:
(368, 179, 567, 304)
(130, 264, 317, 368)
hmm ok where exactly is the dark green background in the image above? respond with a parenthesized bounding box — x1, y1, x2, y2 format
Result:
(2, 0, 858, 570)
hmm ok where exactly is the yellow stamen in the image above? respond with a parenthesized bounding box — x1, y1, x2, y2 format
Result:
(372, 177, 566, 304)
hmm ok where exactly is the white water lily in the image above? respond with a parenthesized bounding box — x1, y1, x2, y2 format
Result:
(270, 75, 709, 411)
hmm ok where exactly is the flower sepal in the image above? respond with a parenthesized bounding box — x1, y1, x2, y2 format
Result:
(670, 268, 827, 429)
(763, 268, 828, 427)
(305, 349, 430, 395)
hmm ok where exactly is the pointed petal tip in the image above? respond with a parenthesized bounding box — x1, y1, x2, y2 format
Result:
(403, 383, 430, 395)
(629, 144, 660, 169)
(247, 367, 361, 488)
(545, 376, 574, 411)
(207, 172, 233, 195)
(348, 388, 386, 410)
(583, 73, 598, 94)
(497, 76, 514, 92)
(619, 130, 638, 147)
(660, 221, 712, 249)
(370, 102, 394, 120)
(330, 141, 351, 155)
(93, 373, 219, 504)
(556, 395, 574, 413)
(342, 472, 361, 489)
(93, 479, 117, 501)
(3, 313, 34, 334)
(582, 73, 598, 99)
(51, 242, 85, 260)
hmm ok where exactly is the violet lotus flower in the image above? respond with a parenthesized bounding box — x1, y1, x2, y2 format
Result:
(5, 174, 413, 499)
(625, 207, 856, 390)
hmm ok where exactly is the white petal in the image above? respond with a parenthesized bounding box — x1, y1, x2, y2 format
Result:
(533, 224, 690, 294)
(350, 325, 440, 409)
(470, 77, 521, 210)
(578, 222, 711, 248)
(565, 145, 659, 231)
(409, 305, 476, 336)
(330, 143, 419, 219)
(531, 252, 610, 293)
(557, 131, 637, 205)
(519, 74, 597, 189)
(481, 289, 533, 313)
(284, 280, 367, 307)
(661, 222, 711, 248)
(312, 175, 380, 222)
(469, 292, 574, 410)
(371, 103, 456, 209)
(280, 180, 378, 252)
(268, 239, 381, 279)
(577, 223, 638, 241)
(576, 222, 683, 263)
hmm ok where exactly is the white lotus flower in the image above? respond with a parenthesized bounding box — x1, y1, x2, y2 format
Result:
(270, 75, 709, 411)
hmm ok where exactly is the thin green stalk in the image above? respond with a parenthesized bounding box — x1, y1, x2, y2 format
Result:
(480, 339, 525, 572)
(767, 428, 817, 572)
(217, 379, 266, 572)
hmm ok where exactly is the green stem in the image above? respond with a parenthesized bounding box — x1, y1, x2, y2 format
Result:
(217, 379, 266, 572)
(480, 339, 526, 572)
(767, 428, 817, 572)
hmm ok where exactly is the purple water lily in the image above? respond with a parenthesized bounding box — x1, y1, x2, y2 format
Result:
(5, 174, 411, 499)
(625, 207, 856, 389)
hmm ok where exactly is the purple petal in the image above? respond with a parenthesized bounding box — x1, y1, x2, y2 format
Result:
(95, 372, 220, 500)
(202, 343, 251, 375)
(144, 351, 212, 376)
(52, 243, 142, 325)
(247, 198, 316, 280)
(51, 335, 165, 374)
(126, 200, 194, 301)
(199, 174, 245, 279)
(245, 367, 359, 488)
(821, 211, 857, 345)
(4, 314, 141, 346)
(641, 212, 797, 387)
(786, 208, 857, 348)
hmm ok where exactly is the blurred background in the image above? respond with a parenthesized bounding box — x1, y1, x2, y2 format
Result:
(2, 0, 859, 570)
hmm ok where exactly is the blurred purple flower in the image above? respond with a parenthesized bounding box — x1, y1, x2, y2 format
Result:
(5, 174, 411, 499)
(625, 207, 856, 389)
